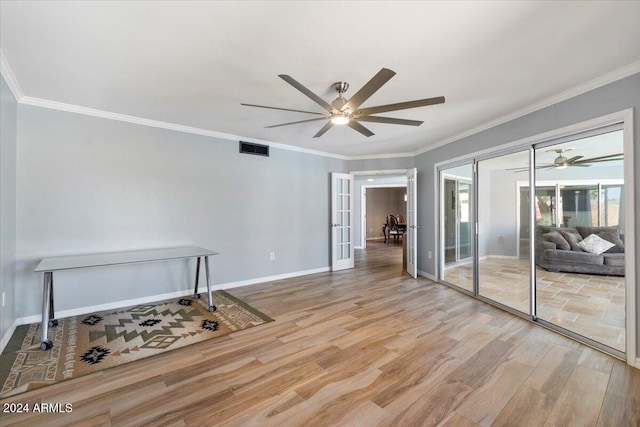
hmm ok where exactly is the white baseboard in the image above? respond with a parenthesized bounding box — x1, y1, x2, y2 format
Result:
(418, 270, 437, 281)
(0, 266, 330, 351)
(635, 357, 640, 369)
(478, 255, 520, 261)
(0, 318, 20, 354)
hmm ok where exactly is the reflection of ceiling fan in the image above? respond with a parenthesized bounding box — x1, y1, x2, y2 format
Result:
(241, 68, 445, 138)
(507, 148, 623, 172)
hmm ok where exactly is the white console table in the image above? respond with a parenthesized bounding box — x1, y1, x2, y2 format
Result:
(34, 246, 219, 351)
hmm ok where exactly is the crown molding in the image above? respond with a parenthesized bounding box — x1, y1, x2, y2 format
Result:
(415, 60, 640, 156)
(4, 45, 637, 162)
(347, 152, 415, 160)
(0, 51, 24, 101)
(19, 96, 349, 160)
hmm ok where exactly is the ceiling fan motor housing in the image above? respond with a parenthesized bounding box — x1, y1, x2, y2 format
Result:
(333, 81, 349, 94)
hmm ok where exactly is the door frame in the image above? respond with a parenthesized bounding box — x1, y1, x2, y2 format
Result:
(350, 169, 412, 275)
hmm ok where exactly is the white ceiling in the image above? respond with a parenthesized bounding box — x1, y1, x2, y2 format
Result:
(2, 1, 640, 158)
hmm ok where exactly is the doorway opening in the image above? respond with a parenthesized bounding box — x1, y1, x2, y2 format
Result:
(349, 170, 413, 275)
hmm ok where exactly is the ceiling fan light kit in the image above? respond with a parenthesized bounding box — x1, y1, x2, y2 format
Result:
(241, 68, 445, 138)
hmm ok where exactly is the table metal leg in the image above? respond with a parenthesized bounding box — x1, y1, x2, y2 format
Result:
(40, 272, 54, 350)
(48, 274, 58, 328)
(193, 257, 201, 298)
(204, 256, 216, 312)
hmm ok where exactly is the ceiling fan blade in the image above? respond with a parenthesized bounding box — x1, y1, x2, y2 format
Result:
(341, 68, 396, 113)
(265, 117, 327, 128)
(278, 74, 334, 112)
(565, 156, 584, 164)
(573, 153, 623, 164)
(347, 120, 374, 137)
(506, 163, 556, 171)
(355, 96, 445, 116)
(355, 116, 423, 126)
(241, 103, 325, 116)
(580, 158, 624, 164)
(313, 121, 334, 138)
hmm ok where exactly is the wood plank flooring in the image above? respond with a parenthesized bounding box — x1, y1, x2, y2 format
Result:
(1, 244, 639, 426)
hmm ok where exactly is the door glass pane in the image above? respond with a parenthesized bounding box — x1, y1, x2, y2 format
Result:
(535, 130, 625, 352)
(440, 164, 474, 292)
(478, 150, 530, 314)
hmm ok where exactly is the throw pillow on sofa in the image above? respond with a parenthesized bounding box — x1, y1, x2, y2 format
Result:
(578, 234, 616, 255)
(576, 226, 624, 253)
(543, 230, 571, 250)
(559, 229, 584, 251)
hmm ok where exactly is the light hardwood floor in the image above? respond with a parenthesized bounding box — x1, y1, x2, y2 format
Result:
(1, 244, 639, 426)
(444, 258, 626, 351)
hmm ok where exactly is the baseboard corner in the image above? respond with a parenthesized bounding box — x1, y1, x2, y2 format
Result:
(0, 318, 20, 354)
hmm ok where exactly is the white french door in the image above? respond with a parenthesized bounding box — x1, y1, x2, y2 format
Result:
(331, 173, 354, 271)
(406, 168, 418, 278)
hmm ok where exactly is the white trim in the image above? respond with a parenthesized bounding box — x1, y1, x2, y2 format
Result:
(350, 169, 409, 176)
(216, 266, 330, 289)
(433, 110, 634, 170)
(418, 269, 437, 281)
(2, 47, 638, 161)
(485, 255, 519, 260)
(0, 318, 20, 354)
(435, 165, 442, 283)
(19, 96, 348, 160)
(635, 358, 640, 369)
(348, 152, 415, 160)
(417, 61, 640, 155)
(2, 266, 330, 340)
(0, 51, 23, 101)
(353, 170, 409, 249)
(621, 108, 636, 366)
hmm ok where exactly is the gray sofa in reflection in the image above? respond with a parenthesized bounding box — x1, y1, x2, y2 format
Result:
(535, 225, 625, 276)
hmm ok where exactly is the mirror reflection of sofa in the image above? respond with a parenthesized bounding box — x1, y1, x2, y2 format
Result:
(535, 225, 625, 276)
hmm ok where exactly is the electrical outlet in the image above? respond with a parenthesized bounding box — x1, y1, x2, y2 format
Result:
(428, 251, 432, 259)
(269, 252, 275, 261)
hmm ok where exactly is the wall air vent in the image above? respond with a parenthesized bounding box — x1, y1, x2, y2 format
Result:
(239, 141, 269, 157)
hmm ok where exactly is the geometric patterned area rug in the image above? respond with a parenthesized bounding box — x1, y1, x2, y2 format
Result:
(0, 290, 272, 398)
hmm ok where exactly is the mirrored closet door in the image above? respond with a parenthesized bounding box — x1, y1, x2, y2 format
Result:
(440, 164, 474, 292)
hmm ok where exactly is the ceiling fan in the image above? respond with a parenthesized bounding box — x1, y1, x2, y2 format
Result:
(507, 148, 623, 172)
(241, 68, 445, 138)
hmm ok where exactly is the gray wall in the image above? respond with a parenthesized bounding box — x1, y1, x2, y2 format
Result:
(3, 71, 639, 356)
(14, 105, 345, 317)
(0, 75, 18, 343)
(416, 71, 640, 354)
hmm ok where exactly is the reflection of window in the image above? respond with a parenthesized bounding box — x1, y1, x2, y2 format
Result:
(560, 186, 597, 227)
(520, 180, 623, 228)
(603, 185, 623, 227)
(459, 190, 469, 223)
